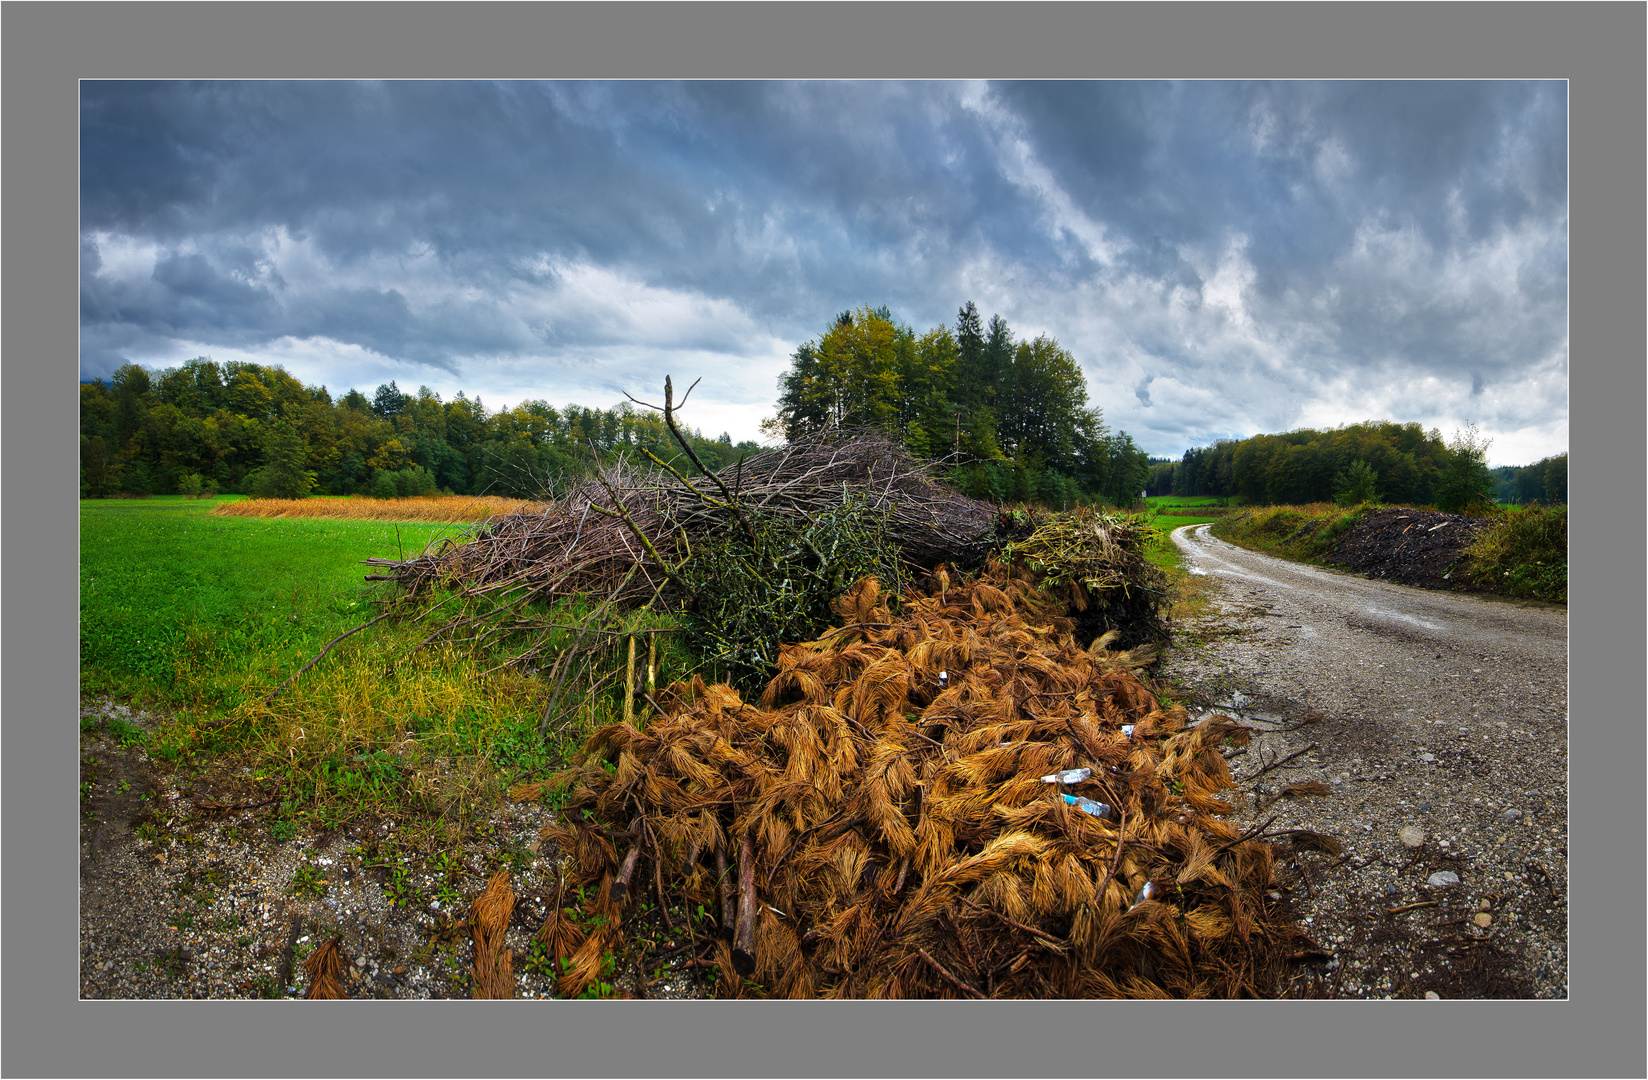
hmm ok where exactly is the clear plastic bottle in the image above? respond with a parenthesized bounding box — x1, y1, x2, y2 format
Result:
(1041, 767, 1093, 784)
(1062, 793, 1113, 818)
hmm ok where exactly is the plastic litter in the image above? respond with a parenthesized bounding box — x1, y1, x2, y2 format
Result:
(1063, 794, 1113, 818)
(1129, 882, 1157, 909)
(1119, 724, 1135, 737)
(1041, 767, 1093, 785)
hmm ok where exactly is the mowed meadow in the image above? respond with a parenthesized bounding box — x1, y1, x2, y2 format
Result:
(82, 496, 471, 699)
(80, 495, 672, 831)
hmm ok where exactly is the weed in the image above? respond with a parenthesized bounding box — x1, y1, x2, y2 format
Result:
(384, 863, 422, 909)
(1465, 504, 1567, 603)
(269, 819, 298, 842)
(561, 952, 622, 999)
(288, 864, 329, 899)
(110, 718, 150, 747)
(524, 941, 556, 979)
(495, 840, 534, 873)
(154, 947, 190, 977)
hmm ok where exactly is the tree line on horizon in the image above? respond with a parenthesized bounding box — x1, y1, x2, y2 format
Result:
(80, 300, 1153, 511)
(1155, 420, 1566, 511)
(85, 323, 1560, 515)
(79, 358, 762, 501)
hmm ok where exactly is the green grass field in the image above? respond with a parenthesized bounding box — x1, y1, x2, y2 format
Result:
(1139, 497, 1221, 567)
(1122, 500, 1221, 620)
(80, 496, 714, 835)
(80, 496, 471, 703)
(82, 497, 570, 829)
(1145, 494, 1232, 508)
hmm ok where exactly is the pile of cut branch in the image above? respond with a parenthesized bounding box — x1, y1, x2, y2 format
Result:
(1005, 507, 1169, 649)
(357, 379, 1020, 689)
(369, 428, 1004, 609)
(337, 377, 1166, 716)
(530, 568, 1319, 999)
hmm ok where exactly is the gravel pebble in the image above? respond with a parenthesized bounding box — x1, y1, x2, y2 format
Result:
(1162, 526, 1568, 999)
(81, 697, 708, 1000)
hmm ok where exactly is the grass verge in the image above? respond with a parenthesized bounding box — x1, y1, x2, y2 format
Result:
(1209, 502, 1378, 563)
(80, 496, 693, 836)
(1463, 504, 1567, 603)
(1210, 501, 1566, 604)
(1139, 508, 1223, 622)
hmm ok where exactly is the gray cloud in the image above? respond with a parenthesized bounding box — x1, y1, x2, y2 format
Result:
(80, 80, 1567, 464)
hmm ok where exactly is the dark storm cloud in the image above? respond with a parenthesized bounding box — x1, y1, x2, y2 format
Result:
(80, 80, 1567, 461)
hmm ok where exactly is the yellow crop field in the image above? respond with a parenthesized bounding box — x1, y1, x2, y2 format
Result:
(211, 494, 549, 523)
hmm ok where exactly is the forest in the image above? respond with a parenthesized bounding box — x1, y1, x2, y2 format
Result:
(1161, 421, 1566, 510)
(770, 302, 1150, 507)
(79, 359, 763, 501)
(80, 300, 1153, 508)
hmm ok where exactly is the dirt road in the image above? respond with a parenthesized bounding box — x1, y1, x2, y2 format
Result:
(1160, 524, 1568, 997)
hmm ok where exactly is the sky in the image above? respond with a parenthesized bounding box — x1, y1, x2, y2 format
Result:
(80, 80, 1568, 466)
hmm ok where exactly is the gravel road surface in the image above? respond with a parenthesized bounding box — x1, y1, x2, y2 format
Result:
(1159, 524, 1568, 998)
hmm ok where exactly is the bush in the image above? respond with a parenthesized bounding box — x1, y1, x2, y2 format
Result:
(679, 494, 905, 692)
(394, 466, 438, 498)
(369, 471, 399, 500)
(1465, 504, 1567, 602)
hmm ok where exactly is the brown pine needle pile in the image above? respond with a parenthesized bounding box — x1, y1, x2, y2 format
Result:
(535, 566, 1315, 999)
(303, 936, 349, 999)
(469, 869, 517, 999)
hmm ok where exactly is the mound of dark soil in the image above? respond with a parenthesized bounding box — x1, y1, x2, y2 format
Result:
(1324, 509, 1491, 590)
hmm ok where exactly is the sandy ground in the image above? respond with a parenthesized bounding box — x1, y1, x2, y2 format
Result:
(1158, 524, 1568, 998)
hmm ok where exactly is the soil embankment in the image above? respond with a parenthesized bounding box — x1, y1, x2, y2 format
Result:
(1321, 508, 1493, 590)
